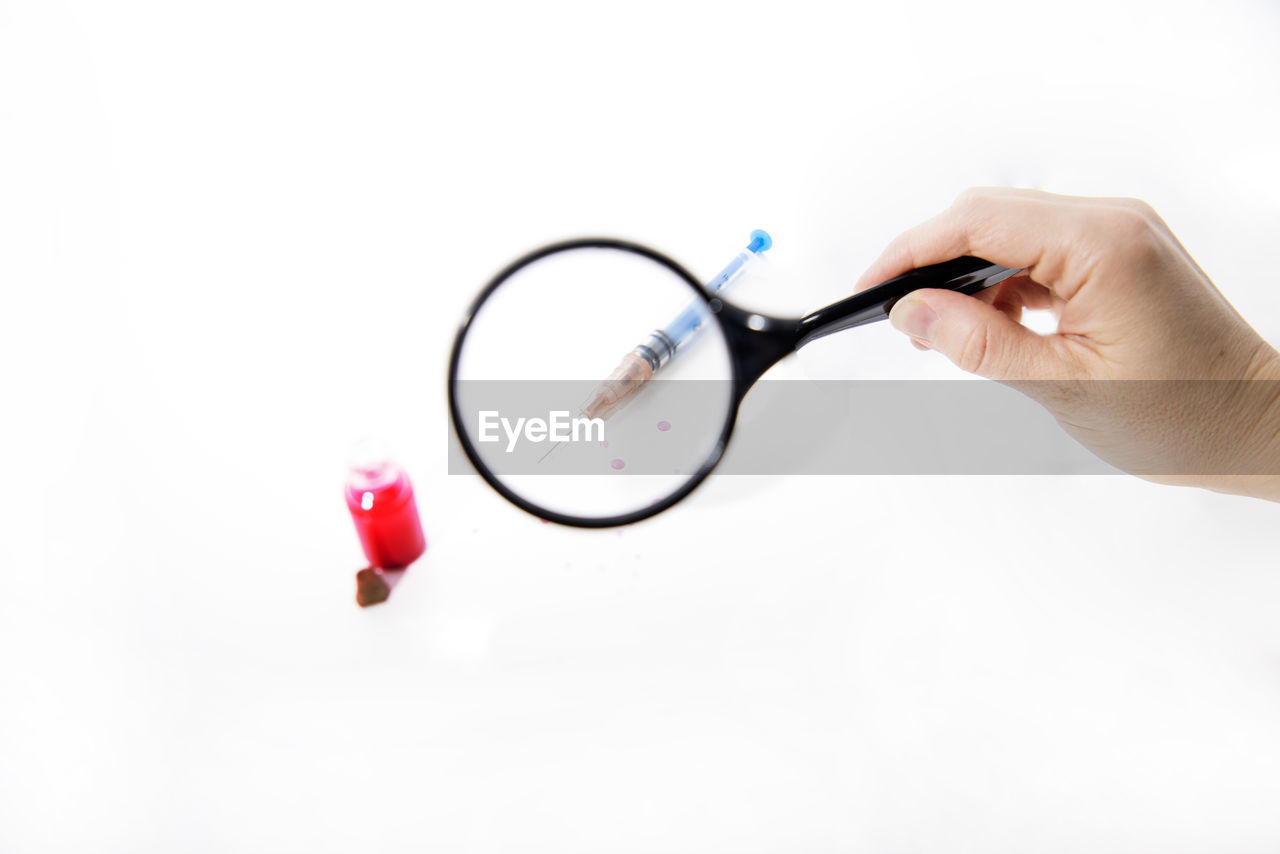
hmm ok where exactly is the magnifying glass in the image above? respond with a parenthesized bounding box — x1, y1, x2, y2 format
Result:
(448, 235, 1018, 527)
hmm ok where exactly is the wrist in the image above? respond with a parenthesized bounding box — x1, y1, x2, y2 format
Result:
(1209, 344, 1280, 502)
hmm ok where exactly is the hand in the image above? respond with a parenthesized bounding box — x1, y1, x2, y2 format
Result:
(857, 188, 1280, 500)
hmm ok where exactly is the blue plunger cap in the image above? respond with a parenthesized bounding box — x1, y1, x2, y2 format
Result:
(747, 229, 772, 253)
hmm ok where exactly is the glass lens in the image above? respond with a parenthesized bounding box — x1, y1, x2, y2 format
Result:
(451, 244, 737, 522)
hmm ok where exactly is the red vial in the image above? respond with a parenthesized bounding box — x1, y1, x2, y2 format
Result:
(344, 444, 426, 569)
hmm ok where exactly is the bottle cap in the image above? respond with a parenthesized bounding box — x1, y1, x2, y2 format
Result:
(346, 438, 400, 491)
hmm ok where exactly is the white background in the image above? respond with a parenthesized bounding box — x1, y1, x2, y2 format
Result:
(3, 0, 1280, 851)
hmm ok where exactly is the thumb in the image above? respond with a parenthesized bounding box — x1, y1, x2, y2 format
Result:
(888, 289, 1057, 381)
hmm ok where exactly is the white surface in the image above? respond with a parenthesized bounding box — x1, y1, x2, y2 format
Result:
(3, 1, 1280, 851)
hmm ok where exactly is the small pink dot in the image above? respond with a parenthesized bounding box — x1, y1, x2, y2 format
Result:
(599, 440, 609, 448)
(656, 420, 671, 432)
(610, 458, 625, 470)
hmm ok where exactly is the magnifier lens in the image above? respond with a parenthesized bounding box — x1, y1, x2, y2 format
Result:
(452, 246, 736, 523)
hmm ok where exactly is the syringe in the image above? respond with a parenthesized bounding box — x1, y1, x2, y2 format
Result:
(579, 229, 773, 422)
(538, 231, 772, 464)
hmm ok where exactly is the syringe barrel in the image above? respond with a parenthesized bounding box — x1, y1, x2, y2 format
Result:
(661, 247, 762, 354)
(704, 249, 753, 294)
(632, 329, 677, 372)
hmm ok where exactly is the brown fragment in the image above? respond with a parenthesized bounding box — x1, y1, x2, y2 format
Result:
(356, 567, 391, 607)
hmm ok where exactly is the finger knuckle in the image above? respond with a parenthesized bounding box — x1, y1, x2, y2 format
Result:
(953, 186, 987, 207)
(1118, 197, 1158, 219)
(956, 321, 995, 375)
(1098, 205, 1157, 246)
(883, 233, 918, 269)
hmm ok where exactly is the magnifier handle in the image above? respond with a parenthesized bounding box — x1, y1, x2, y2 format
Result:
(795, 257, 1020, 348)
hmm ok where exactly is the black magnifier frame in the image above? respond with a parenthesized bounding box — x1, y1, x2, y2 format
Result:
(448, 238, 734, 528)
(447, 237, 1019, 527)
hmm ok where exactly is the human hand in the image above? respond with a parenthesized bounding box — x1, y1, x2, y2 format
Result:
(857, 188, 1280, 499)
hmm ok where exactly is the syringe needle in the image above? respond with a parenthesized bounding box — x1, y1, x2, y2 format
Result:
(537, 355, 650, 466)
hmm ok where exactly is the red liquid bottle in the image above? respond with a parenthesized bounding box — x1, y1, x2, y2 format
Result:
(344, 444, 426, 569)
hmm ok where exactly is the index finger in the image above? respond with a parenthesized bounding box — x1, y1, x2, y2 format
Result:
(854, 188, 1094, 302)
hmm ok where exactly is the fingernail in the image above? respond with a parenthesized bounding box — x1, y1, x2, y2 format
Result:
(911, 338, 930, 351)
(891, 298, 939, 342)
